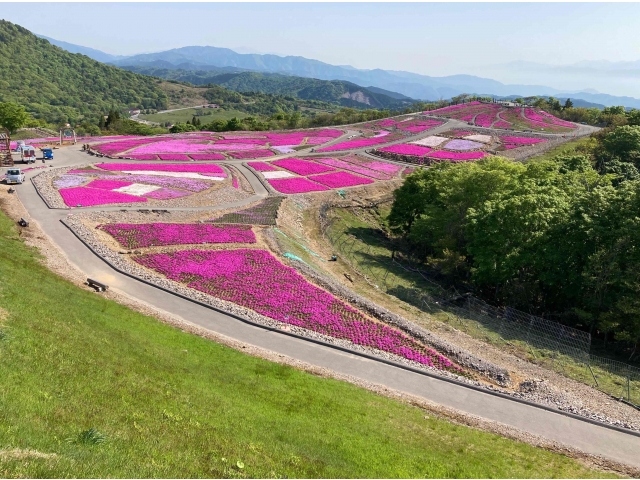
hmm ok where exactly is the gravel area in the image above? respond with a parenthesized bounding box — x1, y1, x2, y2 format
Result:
(31, 165, 253, 209)
(61, 211, 640, 432)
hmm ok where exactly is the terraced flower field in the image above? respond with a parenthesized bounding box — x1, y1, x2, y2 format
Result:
(49, 163, 231, 207)
(425, 102, 576, 132)
(246, 155, 402, 194)
(89, 129, 344, 160)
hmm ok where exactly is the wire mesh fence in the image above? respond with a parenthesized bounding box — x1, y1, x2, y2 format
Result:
(323, 220, 640, 407)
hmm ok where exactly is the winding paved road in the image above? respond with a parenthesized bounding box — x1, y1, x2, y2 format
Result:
(10, 125, 640, 470)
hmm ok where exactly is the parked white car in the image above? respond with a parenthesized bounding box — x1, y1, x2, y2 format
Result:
(5, 168, 25, 185)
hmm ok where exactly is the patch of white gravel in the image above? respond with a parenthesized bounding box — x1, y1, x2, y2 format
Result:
(410, 135, 448, 147)
(113, 183, 161, 196)
(463, 134, 492, 143)
(262, 171, 294, 179)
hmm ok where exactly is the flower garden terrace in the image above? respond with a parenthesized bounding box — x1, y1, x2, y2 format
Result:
(35, 162, 254, 208)
(65, 210, 469, 379)
(85, 129, 345, 160)
(423, 101, 577, 133)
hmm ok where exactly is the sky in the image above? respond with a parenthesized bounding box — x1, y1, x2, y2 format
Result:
(3, 3, 640, 95)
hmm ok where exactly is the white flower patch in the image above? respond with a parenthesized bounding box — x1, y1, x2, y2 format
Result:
(123, 171, 223, 180)
(113, 183, 161, 196)
(410, 136, 448, 147)
(262, 171, 294, 179)
(463, 134, 492, 143)
(398, 117, 415, 123)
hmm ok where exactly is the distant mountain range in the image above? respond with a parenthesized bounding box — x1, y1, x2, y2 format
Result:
(122, 67, 415, 109)
(39, 35, 640, 109)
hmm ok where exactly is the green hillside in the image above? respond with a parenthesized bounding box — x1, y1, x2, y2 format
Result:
(0, 20, 168, 124)
(0, 208, 611, 478)
(123, 67, 414, 109)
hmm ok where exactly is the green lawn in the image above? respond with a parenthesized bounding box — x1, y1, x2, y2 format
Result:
(140, 108, 248, 125)
(526, 137, 594, 163)
(0, 208, 613, 478)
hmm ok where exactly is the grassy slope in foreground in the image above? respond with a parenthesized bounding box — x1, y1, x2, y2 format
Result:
(0, 209, 611, 478)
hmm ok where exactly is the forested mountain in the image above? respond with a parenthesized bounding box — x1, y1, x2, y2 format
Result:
(121, 68, 415, 109)
(0, 21, 168, 124)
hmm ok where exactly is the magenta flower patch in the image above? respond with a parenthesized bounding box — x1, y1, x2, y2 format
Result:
(100, 223, 256, 249)
(378, 144, 432, 156)
(85, 179, 133, 190)
(144, 188, 192, 200)
(59, 187, 148, 207)
(272, 158, 336, 175)
(98, 163, 225, 174)
(247, 161, 277, 172)
(308, 171, 374, 188)
(268, 177, 330, 194)
(228, 150, 275, 159)
(133, 249, 462, 372)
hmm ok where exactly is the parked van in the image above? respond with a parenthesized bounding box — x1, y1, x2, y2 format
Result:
(20, 145, 36, 163)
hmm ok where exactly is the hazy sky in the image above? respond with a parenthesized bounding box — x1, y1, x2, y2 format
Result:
(3, 2, 640, 94)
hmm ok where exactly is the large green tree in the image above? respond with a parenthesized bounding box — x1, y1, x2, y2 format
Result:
(0, 101, 30, 133)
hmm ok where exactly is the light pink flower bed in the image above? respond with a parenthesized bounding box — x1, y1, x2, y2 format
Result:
(272, 158, 335, 175)
(98, 163, 226, 174)
(59, 187, 147, 207)
(313, 158, 392, 180)
(100, 223, 256, 248)
(493, 121, 511, 129)
(341, 157, 402, 175)
(317, 135, 401, 152)
(247, 161, 277, 172)
(267, 177, 330, 194)
(308, 171, 374, 188)
(85, 179, 133, 190)
(378, 144, 432, 156)
(144, 188, 192, 200)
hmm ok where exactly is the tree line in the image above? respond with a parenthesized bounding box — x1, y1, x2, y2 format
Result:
(388, 126, 640, 360)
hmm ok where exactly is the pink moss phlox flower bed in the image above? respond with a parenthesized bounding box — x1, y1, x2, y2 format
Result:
(133, 249, 461, 372)
(98, 163, 225, 174)
(424, 101, 481, 115)
(500, 136, 547, 145)
(397, 119, 443, 133)
(379, 144, 432, 156)
(247, 161, 277, 172)
(158, 154, 191, 161)
(444, 139, 484, 151)
(272, 158, 336, 175)
(228, 150, 275, 159)
(104, 175, 211, 192)
(493, 121, 511, 129)
(313, 157, 391, 180)
(144, 188, 192, 200)
(188, 153, 226, 161)
(317, 135, 398, 152)
(344, 158, 402, 175)
(93, 138, 165, 155)
(503, 144, 521, 150)
(427, 151, 487, 161)
(131, 140, 217, 154)
(267, 177, 330, 194)
(308, 171, 374, 188)
(209, 143, 261, 151)
(474, 114, 495, 128)
(85, 179, 133, 190)
(232, 177, 239, 189)
(216, 138, 265, 145)
(59, 187, 147, 207)
(100, 223, 256, 249)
